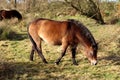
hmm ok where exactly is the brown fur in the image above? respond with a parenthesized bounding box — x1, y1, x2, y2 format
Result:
(28, 18, 98, 65)
(0, 10, 22, 21)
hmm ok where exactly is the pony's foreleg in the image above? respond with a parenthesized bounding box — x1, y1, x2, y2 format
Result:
(30, 46, 35, 61)
(71, 45, 78, 65)
(55, 43, 68, 65)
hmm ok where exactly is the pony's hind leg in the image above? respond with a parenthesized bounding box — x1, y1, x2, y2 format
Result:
(34, 38, 47, 63)
(30, 46, 35, 61)
(36, 47, 48, 63)
(71, 45, 78, 65)
(29, 31, 47, 63)
(55, 42, 68, 65)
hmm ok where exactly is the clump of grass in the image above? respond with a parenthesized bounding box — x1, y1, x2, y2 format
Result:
(0, 26, 18, 40)
(109, 17, 120, 24)
(0, 63, 15, 80)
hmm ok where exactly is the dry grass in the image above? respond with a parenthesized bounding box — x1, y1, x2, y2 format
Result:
(0, 14, 120, 80)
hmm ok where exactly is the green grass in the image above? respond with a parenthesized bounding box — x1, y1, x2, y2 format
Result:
(0, 15, 120, 80)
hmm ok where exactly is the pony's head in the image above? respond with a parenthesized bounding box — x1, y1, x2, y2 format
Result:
(68, 19, 98, 65)
(85, 43, 98, 65)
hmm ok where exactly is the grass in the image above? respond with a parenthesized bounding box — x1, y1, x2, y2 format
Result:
(0, 15, 120, 80)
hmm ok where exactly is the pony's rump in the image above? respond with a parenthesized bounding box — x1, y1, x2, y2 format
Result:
(0, 9, 22, 21)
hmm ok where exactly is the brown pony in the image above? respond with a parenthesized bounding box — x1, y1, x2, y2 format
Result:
(0, 10, 22, 21)
(27, 18, 98, 65)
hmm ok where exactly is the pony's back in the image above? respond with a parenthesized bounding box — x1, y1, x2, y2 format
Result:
(28, 18, 71, 45)
(10, 10, 22, 20)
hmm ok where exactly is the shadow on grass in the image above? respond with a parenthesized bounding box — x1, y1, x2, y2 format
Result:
(0, 62, 66, 80)
(9, 33, 28, 41)
(0, 33, 28, 41)
(99, 55, 120, 65)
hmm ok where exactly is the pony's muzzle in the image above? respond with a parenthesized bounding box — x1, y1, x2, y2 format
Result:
(91, 60, 97, 65)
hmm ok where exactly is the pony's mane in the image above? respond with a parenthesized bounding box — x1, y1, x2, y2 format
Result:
(68, 19, 97, 47)
(35, 18, 65, 22)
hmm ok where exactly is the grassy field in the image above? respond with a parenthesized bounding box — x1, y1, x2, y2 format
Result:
(0, 15, 120, 80)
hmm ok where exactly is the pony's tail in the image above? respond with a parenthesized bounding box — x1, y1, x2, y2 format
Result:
(27, 24, 37, 49)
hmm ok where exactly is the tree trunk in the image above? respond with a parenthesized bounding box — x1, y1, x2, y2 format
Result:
(65, 0, 105, 24)
(14, 0, 17, 8)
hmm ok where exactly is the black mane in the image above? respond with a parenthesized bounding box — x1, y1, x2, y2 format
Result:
(68, 19, 97, 48)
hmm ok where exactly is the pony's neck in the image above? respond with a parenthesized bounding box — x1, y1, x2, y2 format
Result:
(77, 34, 92, 49)
(83, 40, 92, 49)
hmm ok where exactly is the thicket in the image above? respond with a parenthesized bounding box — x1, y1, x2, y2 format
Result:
(0, 0, 120, 40)
(0, 0, 119, 22)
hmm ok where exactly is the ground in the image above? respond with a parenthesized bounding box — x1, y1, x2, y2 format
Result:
(0, 15, 120, 80)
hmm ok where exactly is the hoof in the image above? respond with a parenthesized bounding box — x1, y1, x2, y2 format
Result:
(55, 62, 59, 65)
(44, 62, 48, 64)
(73, 63, 78, 65)
(30, 59, 33, 61)
(43, 60, 48, 64)
(73, 62, 78, 65)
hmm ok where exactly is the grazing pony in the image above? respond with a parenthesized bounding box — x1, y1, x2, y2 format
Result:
(27, 18, 98, 65)
(0, 10, 22, 21)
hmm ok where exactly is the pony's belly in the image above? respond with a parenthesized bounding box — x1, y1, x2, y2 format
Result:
(40, 34, 62, 45)
(43, 38, 62, 45)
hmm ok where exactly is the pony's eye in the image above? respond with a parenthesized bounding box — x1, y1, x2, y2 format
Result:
(90, 51, 93, 56)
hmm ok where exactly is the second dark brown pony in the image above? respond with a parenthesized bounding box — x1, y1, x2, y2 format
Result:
(28, 18, 98, 65)
(0, 10, 22, 21)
